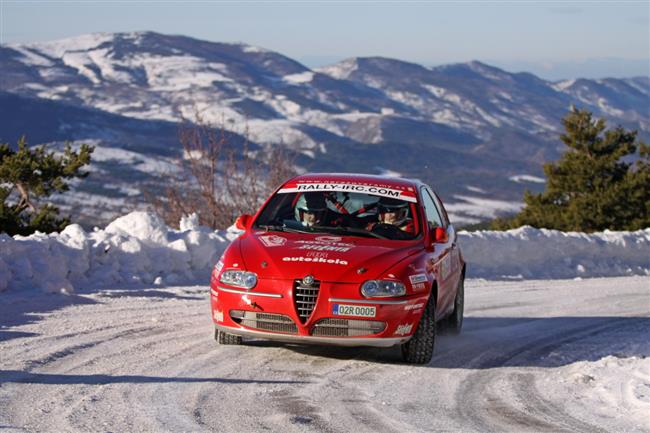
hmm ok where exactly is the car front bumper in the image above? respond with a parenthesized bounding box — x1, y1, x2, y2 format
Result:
(215, 323, 410, 347)
(210, 279, 429, 347)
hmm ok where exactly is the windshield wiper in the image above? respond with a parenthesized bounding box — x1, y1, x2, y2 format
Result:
(258, 223, 316, 234)
(310, 225, 388, 240)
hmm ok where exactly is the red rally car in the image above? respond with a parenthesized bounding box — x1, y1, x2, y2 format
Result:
(210, 174, 465, 364)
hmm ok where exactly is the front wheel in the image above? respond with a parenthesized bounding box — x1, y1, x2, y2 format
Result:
(401, 295, 436, 364)
(215, 328, 242, 345)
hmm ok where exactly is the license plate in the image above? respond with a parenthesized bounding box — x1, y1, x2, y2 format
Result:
(332, 304, 376, 318)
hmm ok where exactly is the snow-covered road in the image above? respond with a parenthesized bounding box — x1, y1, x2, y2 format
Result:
(1, 277, 648, 433)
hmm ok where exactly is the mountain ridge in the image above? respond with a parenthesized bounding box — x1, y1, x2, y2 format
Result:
(1, 31, 648, 226)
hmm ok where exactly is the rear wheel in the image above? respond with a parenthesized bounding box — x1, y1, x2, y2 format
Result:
(215, 328, 242, 345)
(401, 295, 436, 364)
(445, 274, 464, 335)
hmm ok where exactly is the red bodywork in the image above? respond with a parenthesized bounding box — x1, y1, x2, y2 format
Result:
(210, 174, 465, 347)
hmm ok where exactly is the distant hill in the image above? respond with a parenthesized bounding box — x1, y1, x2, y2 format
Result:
(1, 31, 648, 226)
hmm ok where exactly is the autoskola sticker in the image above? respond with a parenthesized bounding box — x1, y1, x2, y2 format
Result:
(409, 274, 427, 284)
(259, 235, 287, 247)
(332, 304, 376, 318)
(278, 183, 417, 203)
(394, 323, 414, 336)
(283, 256, 348, 265)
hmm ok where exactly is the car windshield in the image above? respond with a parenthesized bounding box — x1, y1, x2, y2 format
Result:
(254, 189, 421, 241)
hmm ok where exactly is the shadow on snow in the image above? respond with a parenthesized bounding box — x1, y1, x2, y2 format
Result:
(244, 316, 650, 369)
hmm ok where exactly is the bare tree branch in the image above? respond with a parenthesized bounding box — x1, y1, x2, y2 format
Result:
(149, 113, 297, 229)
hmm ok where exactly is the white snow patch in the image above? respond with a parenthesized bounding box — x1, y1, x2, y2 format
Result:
(466, 185, 486, 194)
(241, 44, 269, 53)
(375, 167, 402, 177)
(509, 174, 546, 184)
(552, 79, 577, 92)
(459, 226, 650, 280)
(10, 47, 55, 67)
(445, 195, 522, 221)
(15, 32, 114, 58)
(316, 58, 358, 80)
(283, 71, 314, 84)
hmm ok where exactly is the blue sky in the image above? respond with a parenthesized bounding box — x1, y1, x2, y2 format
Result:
(1, 1, 648, 79)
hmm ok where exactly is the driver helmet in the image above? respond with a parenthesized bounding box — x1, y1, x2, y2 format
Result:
(377, 197, 409, 226)
(295, 193, 328, 227)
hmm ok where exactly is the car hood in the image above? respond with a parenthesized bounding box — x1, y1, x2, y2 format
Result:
(237, 231, 419, 283)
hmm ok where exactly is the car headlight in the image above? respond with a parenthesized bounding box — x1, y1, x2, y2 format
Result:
(219, 270, 258, 289)
(361, 280, 406, 298)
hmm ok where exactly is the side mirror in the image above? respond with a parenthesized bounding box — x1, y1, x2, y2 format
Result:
(433, 227, 448, 243)
(235, 214, 252, 230)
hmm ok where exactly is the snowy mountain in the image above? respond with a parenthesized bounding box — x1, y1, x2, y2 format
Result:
(1, 32, 648, 226)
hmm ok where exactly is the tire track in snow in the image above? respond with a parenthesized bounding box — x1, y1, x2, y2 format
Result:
(453, 318, 643, 433)
(1, 279, 648, 432)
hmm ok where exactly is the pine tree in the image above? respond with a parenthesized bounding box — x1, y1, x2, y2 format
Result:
(0, 137, 94, 235)
(502, 108, 649, 232)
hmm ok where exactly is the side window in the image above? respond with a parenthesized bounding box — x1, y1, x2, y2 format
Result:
(420, 188, 444, 229)
(429, 190, 450, 226)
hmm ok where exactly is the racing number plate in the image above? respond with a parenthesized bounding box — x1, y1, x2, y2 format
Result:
(332, 304, 376, 318)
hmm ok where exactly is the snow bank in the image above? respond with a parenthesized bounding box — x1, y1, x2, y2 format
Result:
(1, 213, 649, 293)
(0, 212, 239, 294)
(459, 226, 650, 279)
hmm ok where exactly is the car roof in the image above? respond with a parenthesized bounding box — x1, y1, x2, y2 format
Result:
(285, 173, 424, 190)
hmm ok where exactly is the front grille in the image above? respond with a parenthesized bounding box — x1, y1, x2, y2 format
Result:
(311, 318, 386, 337)
(293, 279, 321, 323)
(230, 310, 298, 334)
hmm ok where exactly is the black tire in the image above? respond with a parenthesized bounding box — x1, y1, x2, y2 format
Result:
(215, 328, 242, 345)
(445, 274, 464, 335)
(401, 295, 436, 364)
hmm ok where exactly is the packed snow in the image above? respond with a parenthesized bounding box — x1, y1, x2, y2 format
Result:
(0, 277, 647, 433)
(1, 211, 649, 294)
(0, 212, 239, 294)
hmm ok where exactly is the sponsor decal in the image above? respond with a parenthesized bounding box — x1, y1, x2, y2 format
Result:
(295, 239, 354, 247)
(278, 183, 417, 203)
(315, 235, 342, 243)
(215, 260, 224, 272)
(259, 235, 287, 247)
(411, 283, 425, 290)
(404, 303, 424, 311)
(282, 256, 348, 265)
(297, 244, 352, 252)
(394, 323, 414, 336)
(210, 289, 219, 298)
(332, 304, 376, 318)
(409, 274, 427, 284)
(306, 251, 329, 259)
(213, 310, 224, 322)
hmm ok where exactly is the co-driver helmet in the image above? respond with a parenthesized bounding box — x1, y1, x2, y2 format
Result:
(377, 197, 409, 225)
